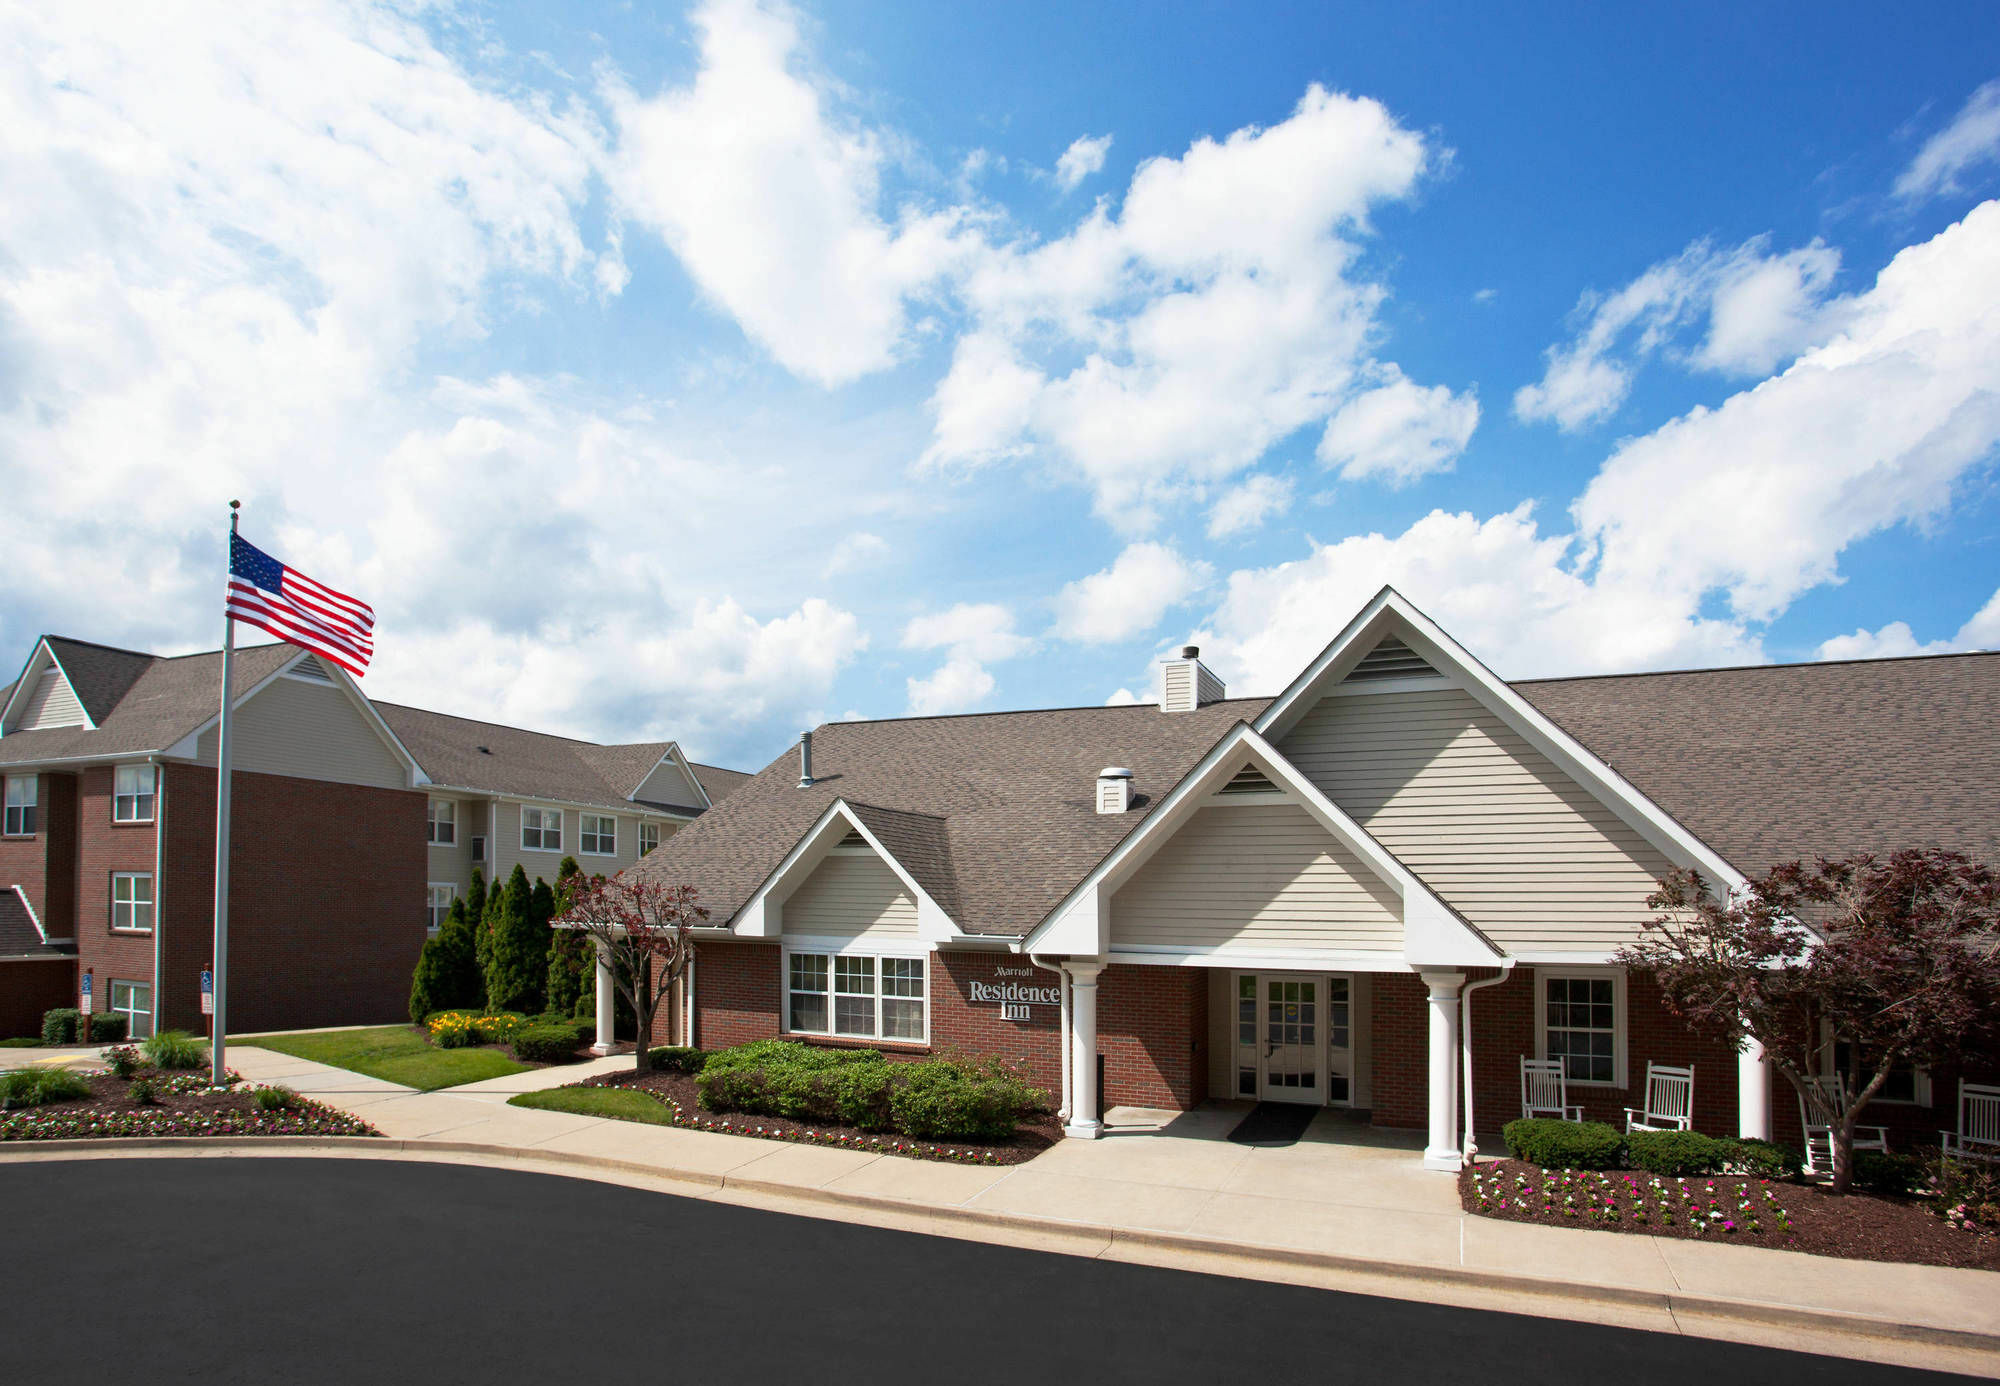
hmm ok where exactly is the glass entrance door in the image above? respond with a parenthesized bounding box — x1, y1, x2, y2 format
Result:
(1260, 977, 1323, 1103)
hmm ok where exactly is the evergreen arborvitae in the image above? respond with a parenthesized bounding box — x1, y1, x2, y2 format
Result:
(483, 865, 547, 1014)
(464, 868, 488, 922)
(530, 876, 556, 929)
(475, 868, 502, 980)
(410, 896, 483, 1022)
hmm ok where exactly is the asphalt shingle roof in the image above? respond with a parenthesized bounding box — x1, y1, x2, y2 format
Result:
(0, 888, 69, 959)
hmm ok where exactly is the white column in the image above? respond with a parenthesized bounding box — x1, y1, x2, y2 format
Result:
(1421, 970, 1465, 1171)
(1737, 1033, 1771, 1140)
(591, 938, 615, 1056)
(1064, 960, 1106, 1139)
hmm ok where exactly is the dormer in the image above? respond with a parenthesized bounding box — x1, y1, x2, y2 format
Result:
(2, 645, 89, 734)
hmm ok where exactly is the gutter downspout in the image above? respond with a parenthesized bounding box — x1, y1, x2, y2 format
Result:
(1027, 952, 1070, 1121)
(1460, 965, 1513, 1163)
(150, 756, 164, 1039)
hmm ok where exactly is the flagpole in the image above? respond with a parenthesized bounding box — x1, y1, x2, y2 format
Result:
(210, 500, 239, 1087)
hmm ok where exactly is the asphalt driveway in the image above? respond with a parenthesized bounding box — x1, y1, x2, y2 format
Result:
(2, 1157, 1966, 1384)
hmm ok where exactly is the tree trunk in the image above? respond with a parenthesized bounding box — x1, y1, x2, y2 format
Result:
(633, 986, 651, 1074)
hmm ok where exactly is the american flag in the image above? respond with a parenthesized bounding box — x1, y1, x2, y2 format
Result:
(225, 533, 375, 677)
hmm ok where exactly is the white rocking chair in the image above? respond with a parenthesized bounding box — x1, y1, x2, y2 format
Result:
(1941, 1082, 2000, 1164)
(1521, 1056, 1583, 1122)
(1624, 1062, 1695, 1133)
(1798, 1074, 1889, 1176)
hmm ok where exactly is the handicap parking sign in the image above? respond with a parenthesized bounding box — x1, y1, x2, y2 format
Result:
(200, 969, 214, 1016)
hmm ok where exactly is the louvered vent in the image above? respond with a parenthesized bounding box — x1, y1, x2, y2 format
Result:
(286, 657, 336, 684)
(1341, 635, 1441, 683)
(838, 829, 867, 847)
(1215, 765, 1277, 795)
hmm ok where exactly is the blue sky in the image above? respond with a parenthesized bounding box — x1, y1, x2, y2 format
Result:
(3, 2, 1998, 769)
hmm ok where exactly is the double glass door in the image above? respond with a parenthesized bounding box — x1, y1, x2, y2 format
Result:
(1235, 973, 1352, 1106)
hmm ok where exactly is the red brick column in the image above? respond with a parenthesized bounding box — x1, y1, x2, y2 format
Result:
(1097, 964, 1206, 1110)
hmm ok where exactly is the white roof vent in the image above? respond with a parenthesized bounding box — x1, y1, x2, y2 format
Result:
(1096, 766, 1133, 815)
(1342, 635, 1442, 684)
(1159, 646, 1225, 713)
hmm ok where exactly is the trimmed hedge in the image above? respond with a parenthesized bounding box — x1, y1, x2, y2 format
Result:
(41, 1009, 80, 1045)
(1723, 1137, 1804, 1181)
(1852, 1150, 1924, 1196)
(647, 1046, 708, 1073)
(695, 1040, 1046, 1142)
(512, 1024, 582, 1064)
(1501, 1118, 1626, 1170)
(85, 1013, 128, 1044)
(1624, 1129, 1729, 1177)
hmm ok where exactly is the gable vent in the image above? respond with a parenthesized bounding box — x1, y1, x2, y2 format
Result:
(1215, 765, 1277, 795)
(837, 828, 867, 847)
(284, 657, 336, 684)
(1341, 635, 1442, 684)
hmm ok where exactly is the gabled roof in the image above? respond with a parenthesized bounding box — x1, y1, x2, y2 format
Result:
(372, 702, 717, 817)
(846, 801, 961, 922)
(44, 637, 153, 724)
(627, 698, 1269, 937)
(692, 762, 753, 804)
(0, 888, 70, 959)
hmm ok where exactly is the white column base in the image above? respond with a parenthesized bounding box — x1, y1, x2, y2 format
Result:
(1063, 1119, 1103, 1140)
(590, 1041, 615, 1057)
(1422, 1151, 1464, 1172)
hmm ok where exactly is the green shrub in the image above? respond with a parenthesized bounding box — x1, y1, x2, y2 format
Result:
(142, 1030, 208, 1071)
(473, 1012, 528, 1045)
(481, 866, 548, 1016)
(1625, 1129, 1728, 1176)
(85, 1012, 128, 1044)
(0, 1067, 91, 1109)
(102, 1045, 142, 1079)
(0, 1037, 40, 1047)
(1923, 1150, 2000, 1228)
(694, 1041, 1048, 1142)
(426, 1011, 480, 1047)
(1723, 1137, 1804, 1181)
(888, 1059, 1042, 1143)
(697, 1041, 888, 1123)
(512, 1024, 581, 1064)
(647, 1046, 708, 1073)
(1502, 1117, 1626, 1170)
(129, 1077, 157, 1105)
(410, 896, 485, 1024)
(1851, 1149, 1924, 1195)
(254, 1084, 300, 1111)
(41, 1008, 80, 1045)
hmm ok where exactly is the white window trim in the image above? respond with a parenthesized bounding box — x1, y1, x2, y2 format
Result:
(113, 763, 157, 824)
(109, 979, 153, 1039)
(427, 798, 457, 846)
(111, 871, 155, 934)
(520, 805, 563, 853)
(426, 882, 456, 933)
(579, 813, 618, 857)
(781, 938, 931, 1046)
(638, 821, 661, 856)
(3, 773, 36, 837)
(1534, 965, 1627, 1090)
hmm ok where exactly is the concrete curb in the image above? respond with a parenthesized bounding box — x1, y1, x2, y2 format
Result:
(4, 1134, 1996, 1362)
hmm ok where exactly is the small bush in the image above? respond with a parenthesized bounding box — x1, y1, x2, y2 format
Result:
(647, 1046, 708, 1074)
(473, 1012, 528, 1045)
(41, 1008, 80, 1045)
(254, 1085, 299, 1112)
(0, 1067, 91, 1109)
(1851, 1149, 1924, 1196)
(888, 1058, 1043, 1143)
(129, 1077, 157, 1106)
(1924, 1150, 2000, 1229)
(1624, 1129, 1729, 1176)
(85, 1013, 128, 1044)
(511, 1024, 581, 1064)
(426, 1011, 480, 1048)
(1502, 1118, 1626, 1170)
(694, 1041, 1048, 1143)
(1723, 1137, 1804, 1181)
(141, 1030, 208, 1071)
(102, 1045, 143, 1079)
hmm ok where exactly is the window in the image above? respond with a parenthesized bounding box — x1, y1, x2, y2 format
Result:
(521, 806, 562, 851)
(110, 980, 153, 1040)
(113, 764, 157, 823)
(427, 883, 456, 931)
(427, 799, 456, 845)
(639, 821, 660, 857)
(580, 813, 616, 856)
(786, 948, 926, 1042)
(470, 835, 485, 863)
(112, 873, 154, 933)
(1832, 1040, 1932, 1106)
(2, 775, 34, 836)
(1539, 969, 1624, 1086)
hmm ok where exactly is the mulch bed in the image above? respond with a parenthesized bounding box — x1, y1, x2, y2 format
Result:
(0, 1069, 379, 1141)
(570, 1067, 1061, 1166)
(1462, 1158, 2000, 1270)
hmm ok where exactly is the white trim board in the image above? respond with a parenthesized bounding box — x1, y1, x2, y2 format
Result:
(1, 641, 96, 734)
(732, 799, 962, 945)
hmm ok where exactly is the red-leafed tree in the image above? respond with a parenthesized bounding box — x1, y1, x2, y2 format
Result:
(553, 877, 708, 1072)
(1613, 850, 2000, 1193)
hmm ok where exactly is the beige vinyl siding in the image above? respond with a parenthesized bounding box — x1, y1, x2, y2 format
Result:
(783, 850, 918, 940)
(427, 794, 475, 896)
(1109, 804, 1402, 952)
(486, 800, 669, 891)
(195, 676, 406, 789)
(1277, 686, 1678, 951)
(16, 667, 85, 731)
(633, 759, 701, 808)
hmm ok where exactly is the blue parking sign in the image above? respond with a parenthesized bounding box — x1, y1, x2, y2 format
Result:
(200, 969, 215, 1016)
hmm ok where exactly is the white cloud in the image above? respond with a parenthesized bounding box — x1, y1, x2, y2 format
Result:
(1897, 80, 2000, 202)
(1054, 133, 1112, 192)
(1052, 542, 1212, 644)
(900, 602, 1031, 712)
(1207, 474, 1295, 539)
(823, 532, 891, 577)
(1514, 236, 1846, 430)
(1103, 686, 1143, 706)
(905, 655, 995, 716)
(1816, 584, 2000, 660)
(602, 0, 978, 386)
(1316, 370, 1479, 484)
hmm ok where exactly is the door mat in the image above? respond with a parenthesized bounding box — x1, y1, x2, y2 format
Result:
(1226, 1102, 1318, 1147)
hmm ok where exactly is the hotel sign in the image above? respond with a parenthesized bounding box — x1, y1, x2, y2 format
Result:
(970, 965, 1059, 1023)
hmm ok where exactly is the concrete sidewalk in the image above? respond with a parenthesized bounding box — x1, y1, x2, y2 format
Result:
(11, 1042, 1996, 1376)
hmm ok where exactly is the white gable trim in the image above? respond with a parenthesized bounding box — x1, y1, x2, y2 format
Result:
(9, 883, 68, 945)
(629, 742, 712, 810)
(1020, 722, 1504, 966)
(1, 641, 96, 734)
(166, 648, 429, 788)
(734, 799, 961, 944)
(1252, 586, 1747, 892)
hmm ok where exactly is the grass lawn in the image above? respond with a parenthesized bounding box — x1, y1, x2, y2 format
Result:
(243, 1027, 529, 1091)
(509, 1085, 674, 1126)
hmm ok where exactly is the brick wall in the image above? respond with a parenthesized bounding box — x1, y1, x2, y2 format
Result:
(690, 938, 781, 1050)
(1097, 964, 1206, 1110)
(0, 958, 73, 1038)
(0, 771, 78, 934)
(73, 766, 161, 1025)
(1369, 971, 1429, 1128)
(931, 951, 1062, 1092)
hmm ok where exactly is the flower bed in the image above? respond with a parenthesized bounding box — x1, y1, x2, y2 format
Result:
(1462, 1158, 2000, 1269)
(0, 1068, 378, 1141)
(569, 1068, 1059, 1166)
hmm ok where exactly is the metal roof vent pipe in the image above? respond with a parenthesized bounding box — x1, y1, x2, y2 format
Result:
(1159, 645, 1226, 712)
(1096, 766, 1133, 814)
(798, 730, 814, 789)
